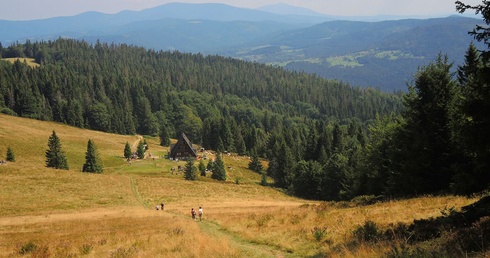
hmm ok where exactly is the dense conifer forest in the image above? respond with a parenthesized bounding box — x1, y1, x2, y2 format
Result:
(1, 14, 489, 201)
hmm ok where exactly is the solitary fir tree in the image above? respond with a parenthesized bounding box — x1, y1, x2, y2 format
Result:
(124, 142, 132, 160)
(82, 139, 103, 173)
(184, 158, 198, 180)
(45, 130, 69, 170)
(211, 152, 226, 181)
(6, 146, 15, 162)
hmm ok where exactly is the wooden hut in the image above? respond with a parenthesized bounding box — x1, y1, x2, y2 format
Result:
(169, 133, 197, 160)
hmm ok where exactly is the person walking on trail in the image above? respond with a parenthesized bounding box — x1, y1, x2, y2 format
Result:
(191, 208, 197, 221)
(198, 206, 203, 221)
(161, 203, 165, 211)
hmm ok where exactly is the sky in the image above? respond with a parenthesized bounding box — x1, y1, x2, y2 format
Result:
(0, 0, 483, 21)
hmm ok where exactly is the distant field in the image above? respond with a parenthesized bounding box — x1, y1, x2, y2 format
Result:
(0, 114, 478, 257)
(1, 57, 40, 68)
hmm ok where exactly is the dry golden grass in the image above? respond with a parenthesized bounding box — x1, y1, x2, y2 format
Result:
(1, 57, 40, 68)
(0, 114, 478, 257)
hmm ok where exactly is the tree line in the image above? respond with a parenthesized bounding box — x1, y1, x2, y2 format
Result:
(1, 0, 488, 200)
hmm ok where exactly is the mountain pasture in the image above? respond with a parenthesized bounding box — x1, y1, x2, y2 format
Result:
(0, 114, 477, 257)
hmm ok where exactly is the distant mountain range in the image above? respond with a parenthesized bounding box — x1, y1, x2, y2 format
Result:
(0, 2, 482, 91)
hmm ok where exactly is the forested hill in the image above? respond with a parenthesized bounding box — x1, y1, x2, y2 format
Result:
(0, 39, 400, 139)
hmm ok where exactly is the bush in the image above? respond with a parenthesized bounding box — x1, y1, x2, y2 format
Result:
(353, 220, 381, 243)
(0, 108, 17, 116)
(79, 244, 93, 255)
(254, 213, 272, 227)
(444, 216, 490, 256)
(110, 246, 138, 258)
(351, 195, 385, 206)
(19, 241, 37, 255)
(311, 226, 328, 241)
(6, 146, 15, 162)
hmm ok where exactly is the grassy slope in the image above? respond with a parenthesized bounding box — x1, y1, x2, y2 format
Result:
(0, 114, 477, 257)
(1, 58, 40, 68)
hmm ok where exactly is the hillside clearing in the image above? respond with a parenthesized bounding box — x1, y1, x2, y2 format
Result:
(0, 114, 479, 257)
(1, 57, 40, 68)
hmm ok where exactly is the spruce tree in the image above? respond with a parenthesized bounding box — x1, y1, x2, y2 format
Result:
(248, 151, 263, 174)
(6, 146, 15, 162)
(82, 139, 103, 173)
(457, 43, 480, 85)
(211, 152, 226, 181)
(206, 159, 215, 172)
(137, 141, 145, 159)
(184, 158, 197, 180)
(388, 55, 456, 196)
(455, 1, 490, 195)
(124, 142, 132, 160)
(198, 159, 206, 176)
(45, 130, 69, 170)
(159, 124, 171, 146)
(260, 171, 268, 186)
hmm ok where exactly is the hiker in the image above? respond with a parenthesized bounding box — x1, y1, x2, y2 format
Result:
(198, 206, 203, 221)
(155, 204, 159, 210)
(161, 203, 165, 211)
(191, 208, 196, 221)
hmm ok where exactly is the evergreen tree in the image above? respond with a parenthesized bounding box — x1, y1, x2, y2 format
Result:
(453, 44, 490, 195)
(184, 158, 198, 180)
(321, 153, 348, 201)
(235, 132, 247, 156)
(206, 159, 215, 173)
(456, 1, 490, 57)
(45, 130, 69, 170)
(454, 1, 490, 195)
(82, 139, 103, 173)
(292, 160, 323, 199)
(6, 146, 15, 162)
(304, 127, 318, 161)
(198, 159, 206, 176)
(388, 55, 456, 196)
(211, 152, 226, 181)
(260, 171, 268, 186)
(359, 113, 399, 196)
(332, 123, 344, 154)
(273, 141, 294, 189)
(457, 43, 481, 85)
(159, 124, 171, 146)
(216, 137, 225, 153)
(248, 151, 263, 173)
(136, 141, 145, 159)
(124, 142, 132, 160)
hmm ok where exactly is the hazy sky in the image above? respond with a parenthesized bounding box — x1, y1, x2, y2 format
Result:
(0, 0, 483, 21)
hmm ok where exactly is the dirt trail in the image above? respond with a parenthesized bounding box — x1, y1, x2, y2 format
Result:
(131, 135, 143, 149)
(197, 219, 289, 258)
